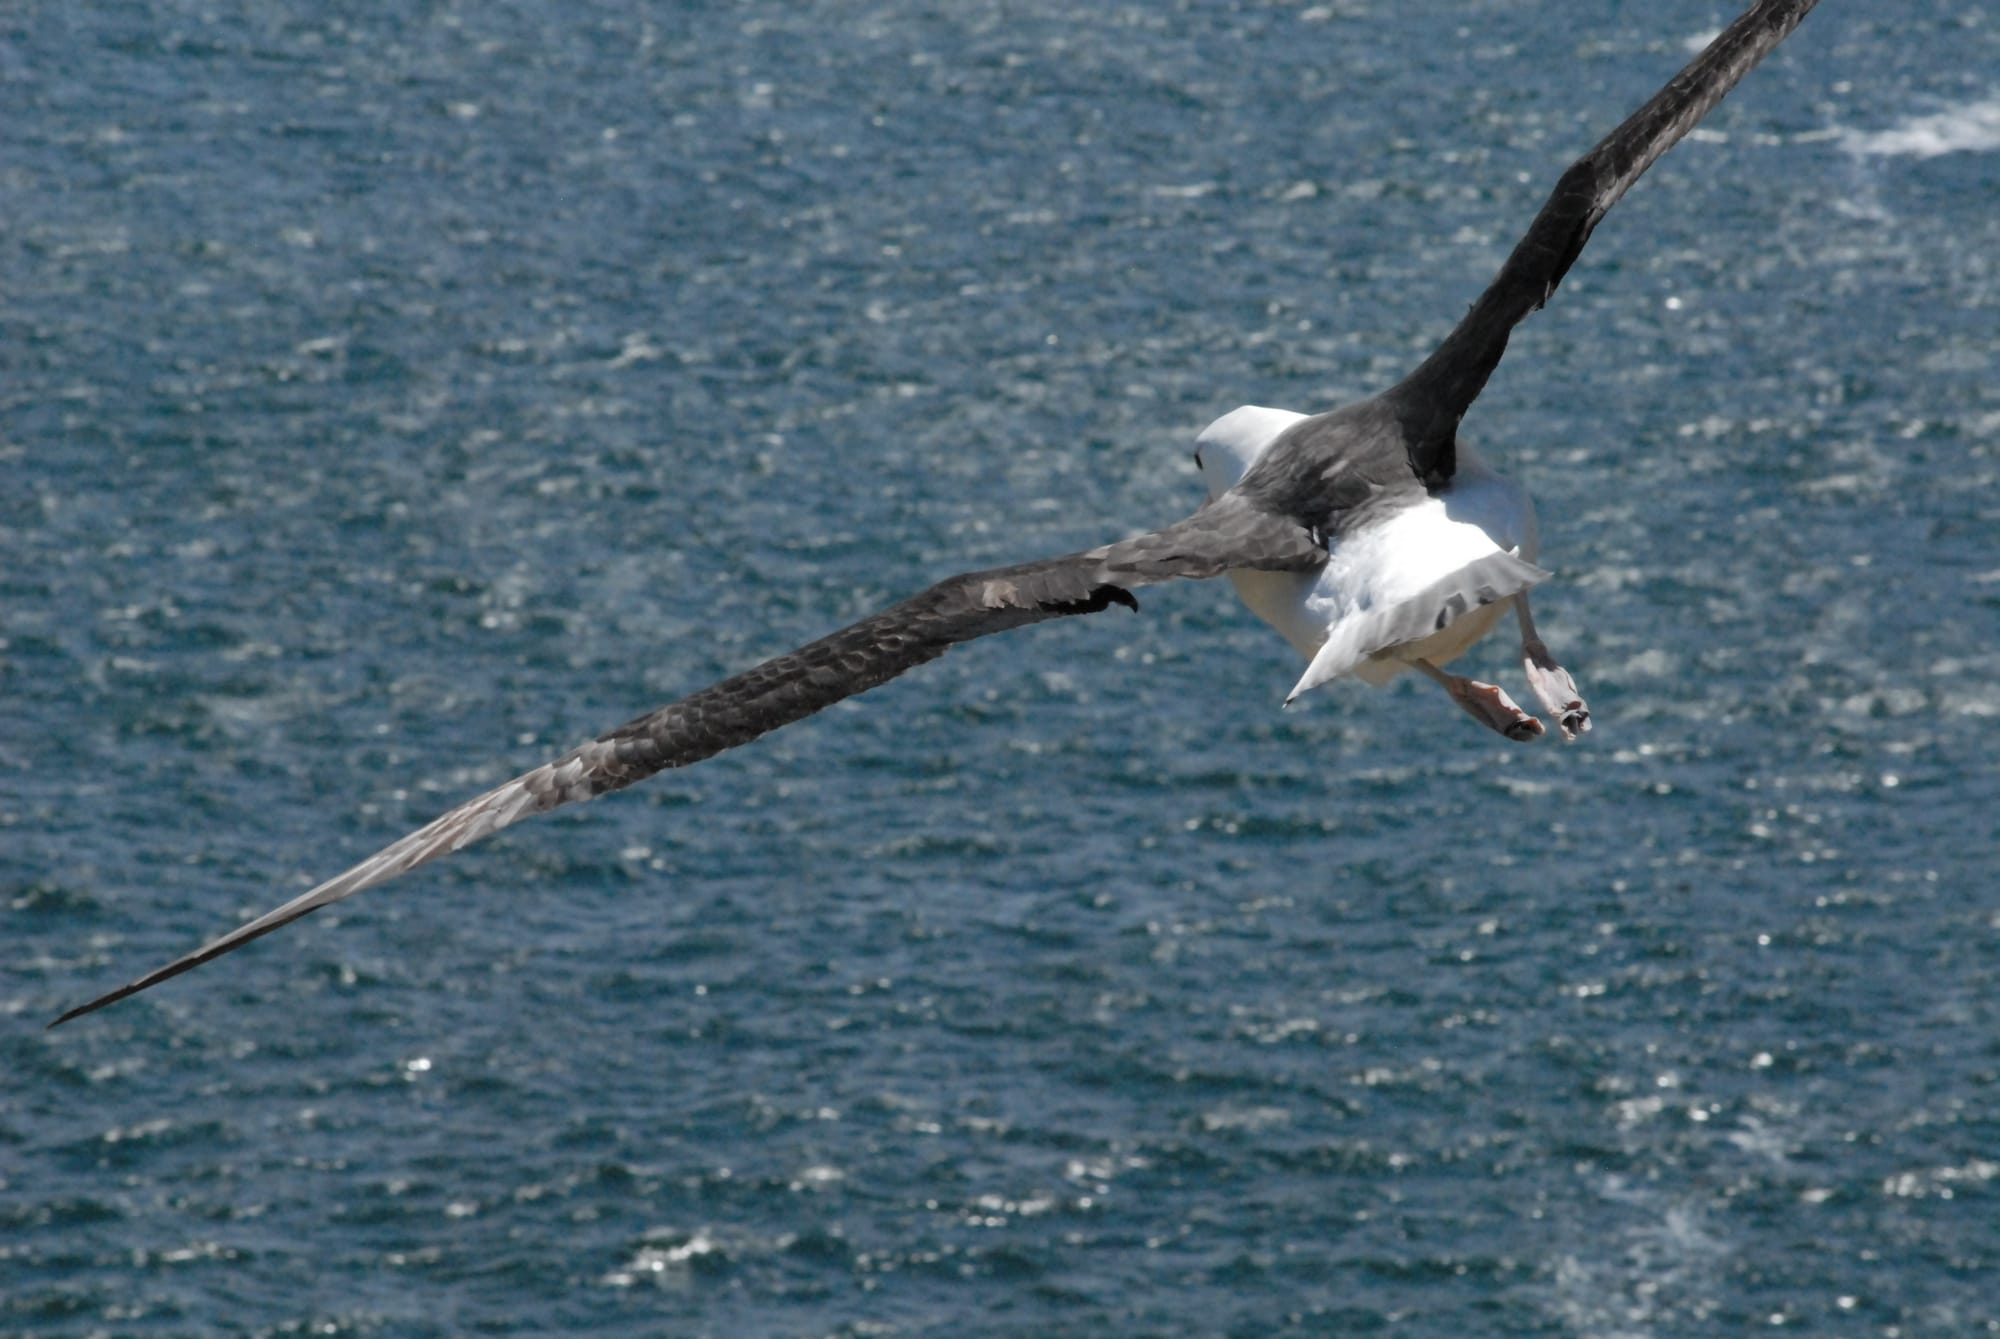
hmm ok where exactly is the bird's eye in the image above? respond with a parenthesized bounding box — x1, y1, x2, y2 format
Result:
(1193, 449, 1205, 469)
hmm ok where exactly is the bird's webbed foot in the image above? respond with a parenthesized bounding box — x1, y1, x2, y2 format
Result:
(1416, 660, 1546, 742)
(1521, 638, 1590, 741)
(1514, 594, 1590, 741)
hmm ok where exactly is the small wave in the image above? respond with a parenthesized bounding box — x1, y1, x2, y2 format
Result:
(1841, 95, 2000, 159)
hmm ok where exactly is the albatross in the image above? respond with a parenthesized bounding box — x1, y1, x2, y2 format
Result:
(52, 0, 1822, 1027)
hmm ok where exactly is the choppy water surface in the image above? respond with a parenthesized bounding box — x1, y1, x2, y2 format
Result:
(6, 3, 1998, 1334)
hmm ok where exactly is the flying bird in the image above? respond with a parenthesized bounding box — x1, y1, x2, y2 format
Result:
(52, 0, 1822, 1027)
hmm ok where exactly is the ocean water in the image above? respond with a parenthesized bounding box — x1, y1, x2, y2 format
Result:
(5, 2, 1998, 1334)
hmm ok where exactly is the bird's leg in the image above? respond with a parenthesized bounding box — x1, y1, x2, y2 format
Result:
(1413, 658, 1545, 742)
(1515, 594, 1590, 741)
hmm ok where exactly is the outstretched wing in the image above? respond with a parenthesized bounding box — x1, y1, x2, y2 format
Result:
(51, 496, 1322, 1026)
(1391, 0, 1820, 467)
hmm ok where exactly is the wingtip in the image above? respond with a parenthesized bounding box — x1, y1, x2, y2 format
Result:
(47, 979, 146, 1029)
(41, 916, 285, 1030)
(48, 998, 104, 1030)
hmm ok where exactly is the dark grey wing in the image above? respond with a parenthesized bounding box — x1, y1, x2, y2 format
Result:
(1391, 0, 1821, 471)
(50, 496, 1321, 1026)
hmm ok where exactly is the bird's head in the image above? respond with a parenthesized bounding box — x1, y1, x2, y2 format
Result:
(1192, 404, 1309, 501)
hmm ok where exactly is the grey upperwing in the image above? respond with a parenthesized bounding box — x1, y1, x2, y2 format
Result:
(1390, 0, 1822, 478)
(51, 494, 1322, 1025)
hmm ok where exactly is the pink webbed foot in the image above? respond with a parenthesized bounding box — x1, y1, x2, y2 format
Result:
(1441, 672, 1545, 742)
(1521, 638, 1590, 742)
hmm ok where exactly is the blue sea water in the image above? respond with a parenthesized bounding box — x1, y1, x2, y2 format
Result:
(5, 1, 1999, 1334)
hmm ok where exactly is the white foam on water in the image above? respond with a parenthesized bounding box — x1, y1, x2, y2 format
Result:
(1541, 1177, 1734, 1338)
(1841, 94, 2000, 159)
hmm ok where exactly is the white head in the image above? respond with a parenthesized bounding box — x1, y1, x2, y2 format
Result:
(1193, 405, 1308, 500)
